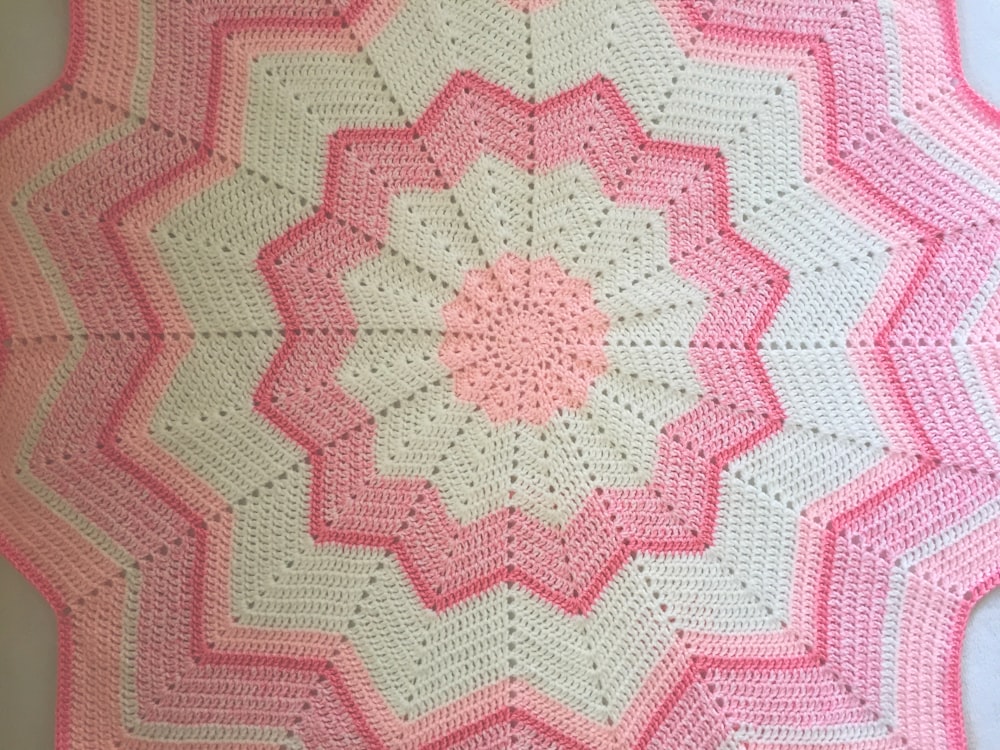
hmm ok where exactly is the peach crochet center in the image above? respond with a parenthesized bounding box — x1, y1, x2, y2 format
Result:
(439, 253, 610, 425)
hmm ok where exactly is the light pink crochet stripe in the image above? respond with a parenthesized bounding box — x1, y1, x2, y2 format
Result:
(147, 0, 393, 144)
(902, 0, 1000, 185)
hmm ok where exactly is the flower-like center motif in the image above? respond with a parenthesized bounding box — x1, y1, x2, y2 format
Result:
(439, 253, 610, 425)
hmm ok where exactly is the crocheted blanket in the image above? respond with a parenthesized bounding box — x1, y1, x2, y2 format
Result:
(2, 0, 999, 747)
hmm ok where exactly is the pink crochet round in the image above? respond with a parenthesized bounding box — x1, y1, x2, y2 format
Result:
(439, 253, 609, 425)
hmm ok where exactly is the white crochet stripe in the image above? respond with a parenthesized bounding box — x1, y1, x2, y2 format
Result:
(242, 49, 404, 204)
(149, 173, 308, 496)
(129, 0, 156, 116)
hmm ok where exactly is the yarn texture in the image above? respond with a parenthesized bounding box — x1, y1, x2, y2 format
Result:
(1, 0, 1000, 747)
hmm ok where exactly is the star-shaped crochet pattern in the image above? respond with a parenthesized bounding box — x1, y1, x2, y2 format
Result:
(1, 0, 999, 748)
